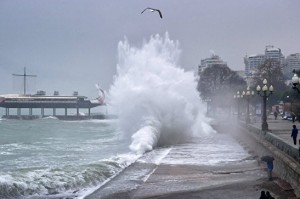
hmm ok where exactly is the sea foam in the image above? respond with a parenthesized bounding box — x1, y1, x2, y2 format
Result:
(109, 33, 215, 154)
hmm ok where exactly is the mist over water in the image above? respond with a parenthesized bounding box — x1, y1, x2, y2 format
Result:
(109, 33, 215, 154)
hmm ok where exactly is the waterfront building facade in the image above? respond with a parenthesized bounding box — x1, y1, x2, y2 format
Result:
(244, 54, 265, 77)
(283, 53, 300, 78)
(198, 54, 227, 75)
(265, 45, 285, 65)
(244, 45, 285, 78)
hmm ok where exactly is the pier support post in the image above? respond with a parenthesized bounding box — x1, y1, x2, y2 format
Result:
(5, 108, 9, 116)
(88, 108, 91, 116)
(41, 108, 44, 117)
(17, 108, 21, 116)
(65, 108, 68, 116)
(53, 108, 56, 116)
(29, 108, 32, 116)
(77, 108, 79, 116)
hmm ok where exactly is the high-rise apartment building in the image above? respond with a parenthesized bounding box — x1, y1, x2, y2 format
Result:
(244, 45, 284, 78)
(265, 45, 285, 65)
(244, 54, 265, 76)
(198, 54, 227, 75)
(284, 53, 300, 78)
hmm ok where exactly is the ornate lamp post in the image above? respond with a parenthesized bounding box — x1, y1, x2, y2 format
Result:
(256, 79, 274, 131)
(242, 87, 255, 124)
(292, 73, 300, 93)
(284, 95, 289, 114)
(202, 98, 212, 115)
(234, 91, 242, 118)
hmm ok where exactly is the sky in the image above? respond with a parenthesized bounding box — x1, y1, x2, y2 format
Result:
(0, 0, 299, 98)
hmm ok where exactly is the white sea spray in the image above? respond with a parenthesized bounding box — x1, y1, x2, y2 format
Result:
(109, 33, 216, 154)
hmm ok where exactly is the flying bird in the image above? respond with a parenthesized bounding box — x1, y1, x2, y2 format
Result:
(141, 7, 162, 18)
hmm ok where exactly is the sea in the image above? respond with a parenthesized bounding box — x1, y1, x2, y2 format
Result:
(0, 117, 252, 199)
(0, 118, 135, 198)
(0, 33, 252, 198)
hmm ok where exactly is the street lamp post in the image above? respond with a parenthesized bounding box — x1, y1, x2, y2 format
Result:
(202, 98, 212, 115)
(284, 95, 289, 114)
(234, 91, 242, 118)
(242, 87, 255, 124)
(256, 79, 274, 131)
(292, 73, 300, 93)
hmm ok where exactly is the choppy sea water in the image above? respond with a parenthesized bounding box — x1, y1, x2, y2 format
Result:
(0, 117, 252, 199)
(0, 118, 138, 199)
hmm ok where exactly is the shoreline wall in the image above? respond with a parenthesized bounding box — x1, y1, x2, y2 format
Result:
(242, 123, 300, 197)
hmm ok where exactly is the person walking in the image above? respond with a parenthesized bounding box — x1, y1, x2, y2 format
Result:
(291, 125, 298, 145)
(267, 159, 274, 181)
(259, 190, 267, 199)
(261, 155, 274, 181)
(274, 111, 278, 120)
(292, 112, 296, 123)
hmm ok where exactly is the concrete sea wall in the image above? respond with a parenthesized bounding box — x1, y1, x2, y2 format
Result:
(244, 124, 300, 197)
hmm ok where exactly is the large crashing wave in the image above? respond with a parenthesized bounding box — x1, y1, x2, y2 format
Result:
(109, 33, 215, 154)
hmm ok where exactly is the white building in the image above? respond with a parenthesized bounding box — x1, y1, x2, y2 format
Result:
(244, 45, 285, 78)
(284, 53, 300, 78)
(198, 54, 227, 74)
(265, 45, 285, 65)
(244, 54, 265, 76)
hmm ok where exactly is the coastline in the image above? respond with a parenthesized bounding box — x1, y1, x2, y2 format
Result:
(84, 160, 296, 199)
(84, 119, 298, 199)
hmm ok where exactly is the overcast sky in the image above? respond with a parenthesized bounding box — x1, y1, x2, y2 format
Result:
(0, 0, 299, 98)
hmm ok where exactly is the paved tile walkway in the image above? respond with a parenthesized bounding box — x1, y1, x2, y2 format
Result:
(250, 115, 300, 149)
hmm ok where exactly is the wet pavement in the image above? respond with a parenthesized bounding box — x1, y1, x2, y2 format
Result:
(84, 116, 300, 199)
(252, 116, 300, 148)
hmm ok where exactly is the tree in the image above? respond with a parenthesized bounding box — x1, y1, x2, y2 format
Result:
(251, 59, 289, 106)
(197, 64, 246, 109)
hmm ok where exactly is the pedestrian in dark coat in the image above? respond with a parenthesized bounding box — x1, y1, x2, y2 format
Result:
(259, 190, 267, 199)
(267, 160, 274, 181)
(291, 125, 298, 145)
(274, 111, 278, 120)
(292, 112, 296, 123)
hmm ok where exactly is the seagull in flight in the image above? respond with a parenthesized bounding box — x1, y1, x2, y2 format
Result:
(141, 7, 162, 18)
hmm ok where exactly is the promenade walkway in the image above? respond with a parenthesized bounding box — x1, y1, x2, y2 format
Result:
(243, 115, 300, 198)
(85, 115, 300, 199)
(252, 115, 300, 150)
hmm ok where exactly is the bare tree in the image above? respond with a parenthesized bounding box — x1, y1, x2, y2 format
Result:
(252, 59, 286, 90)
(252, 59, 288, 105)
(197, 64, 246, 110)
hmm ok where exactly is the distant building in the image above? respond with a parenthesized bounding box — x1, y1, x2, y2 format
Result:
(283, 53, 300, 78)
(244, 45, 285, 78)
(265, 45, 285, 65)
(198, 54, 227, 75)
(244, 54, 265, 77)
